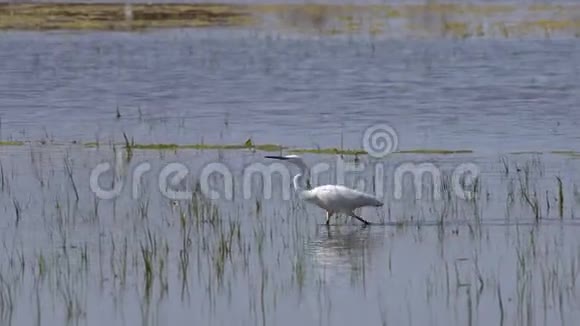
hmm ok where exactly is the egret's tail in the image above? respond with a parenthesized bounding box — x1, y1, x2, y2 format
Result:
(371, 198, 384, 207)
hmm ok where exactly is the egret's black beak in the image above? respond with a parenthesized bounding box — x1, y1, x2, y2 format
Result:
(265, 155, 287, 160)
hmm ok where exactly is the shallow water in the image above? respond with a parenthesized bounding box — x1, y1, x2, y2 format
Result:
(1, 145, 580, 326)
(1, 5, 580, 326)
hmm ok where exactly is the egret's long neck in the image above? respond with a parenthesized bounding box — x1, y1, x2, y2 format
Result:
(293, 173, 306, 193)
(292, 163, 310, 194)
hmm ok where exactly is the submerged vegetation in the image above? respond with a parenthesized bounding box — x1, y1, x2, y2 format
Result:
(0, 141, 23, 146)
(3, 138, 580, 158)
(395, 149, 473, 155)
(0, 2, 579, 37)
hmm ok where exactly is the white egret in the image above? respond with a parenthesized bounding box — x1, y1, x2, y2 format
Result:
(265, 155, 383, 225)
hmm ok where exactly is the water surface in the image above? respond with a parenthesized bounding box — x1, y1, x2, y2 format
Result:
(1, 28, 579, 153)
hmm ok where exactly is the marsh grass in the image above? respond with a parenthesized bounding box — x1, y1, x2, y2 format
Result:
(110, 138, 476, 156)
(551, 150, 580, 157)
(0, 272, 14, 325)
(256, 2, 580, 38)
(395, 149, 473, 155)
(0, 141, 23, 146)
(1, 142, 580, 325)
(556, 177, 564, 219)
(5, 138, 580, 159)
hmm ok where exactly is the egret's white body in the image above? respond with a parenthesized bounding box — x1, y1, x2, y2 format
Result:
(265, 155, 383, 225)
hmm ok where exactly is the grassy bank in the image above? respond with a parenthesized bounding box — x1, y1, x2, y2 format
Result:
(0, 3, 253, 30)
(0, 2, 579, 37)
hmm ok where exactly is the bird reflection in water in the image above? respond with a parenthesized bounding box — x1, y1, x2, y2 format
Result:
(306, 225, 386, 285)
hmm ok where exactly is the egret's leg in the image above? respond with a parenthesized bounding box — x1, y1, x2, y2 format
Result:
(325, 211, 333, 225)
(350, 212, 371, 225)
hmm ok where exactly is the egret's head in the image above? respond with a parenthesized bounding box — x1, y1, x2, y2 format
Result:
(265, 155, 307, 171)
(265, 155, 311, 189)
(265, 154, 302, 164)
